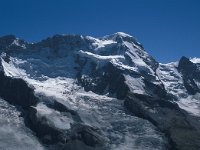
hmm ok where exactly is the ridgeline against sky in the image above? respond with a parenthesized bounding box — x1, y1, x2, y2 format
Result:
(0, 0, 199, 63)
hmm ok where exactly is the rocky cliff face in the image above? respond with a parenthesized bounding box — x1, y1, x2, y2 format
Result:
(178, 56, 200, 94)
(0, 32, 199, 150)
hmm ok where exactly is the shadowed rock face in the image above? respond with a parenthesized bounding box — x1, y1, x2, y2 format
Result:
(77, 62, 129, 99)
(28, 106, 108, 149)
(0, 35, 27, 51)
(178, 56, 196, 75)
(0, 71, 38, 108)
(124, 93, 200, 150)
(178, 56, 200, 94)
(0, 35, 17, 50)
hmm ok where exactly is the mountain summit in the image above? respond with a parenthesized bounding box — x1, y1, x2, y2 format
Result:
(0, 32, 200, 150)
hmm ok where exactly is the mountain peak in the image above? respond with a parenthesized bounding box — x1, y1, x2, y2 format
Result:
(178, 56, 197, 74)
(0, 34, 17, 43)
(0, 35, 27, 51)
(1, 32, 200, 150)
(178, 56, 192, 67)
(103, 32, 133, 41)
(113, 32, 132, 37)
(101, 32, 143, 50)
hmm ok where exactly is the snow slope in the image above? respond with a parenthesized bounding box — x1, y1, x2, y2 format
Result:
(1, 52, 166, 150)
(1, 32, 199, 149)
(157, 62, 200, 116)
(0, 32, 168, 149)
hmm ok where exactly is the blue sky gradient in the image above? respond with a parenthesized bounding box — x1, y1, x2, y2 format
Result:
(0, 0, 199, 63)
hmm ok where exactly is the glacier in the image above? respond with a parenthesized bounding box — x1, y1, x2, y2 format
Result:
(0, 32, 199, 150)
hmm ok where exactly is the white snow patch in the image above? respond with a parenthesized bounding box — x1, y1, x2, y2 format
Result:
(86, 36, 117, 50)
(11, 39, 26, 49)
(1, 57, 27, 78)
(177, 94, 200, 116)
(156, 62, 184, 96)
(115, 32, 132, 37)
(78, 50, 124, 61)
(36, 103, 73, 130)
(111, 59, 138, 72)
(157, 62, 200, 116)
(124, 75, 146, 94)
(190, 57, 200, 64)
(123, 41, 154, 75)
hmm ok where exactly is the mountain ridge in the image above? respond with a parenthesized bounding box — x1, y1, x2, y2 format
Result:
(0, 32, 200, 150)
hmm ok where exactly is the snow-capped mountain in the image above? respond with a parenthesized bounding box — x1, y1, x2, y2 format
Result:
(0, 32, 200, 150)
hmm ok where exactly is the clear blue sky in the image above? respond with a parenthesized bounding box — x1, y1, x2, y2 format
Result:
(0, 0, 199, 63)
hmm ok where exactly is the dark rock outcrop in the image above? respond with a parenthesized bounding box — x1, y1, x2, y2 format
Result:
(28, 106, 108, 150)
(68, 124, 109, 149)
(0, 71, 38, 108)
(178, 56, 200, 94)
(28, 106, 68, 144)
(0, 35, 27, 51)
(124, 93, 200, 150)
(77, 62, 129, 99)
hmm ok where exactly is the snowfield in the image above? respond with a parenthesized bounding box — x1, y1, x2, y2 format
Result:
(157, 62, 200, 116)
(0, 32, 168, 149)
(1, 52, 166, 150)
(190, 57, 200, 64)
(0, 32, 200, 150)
